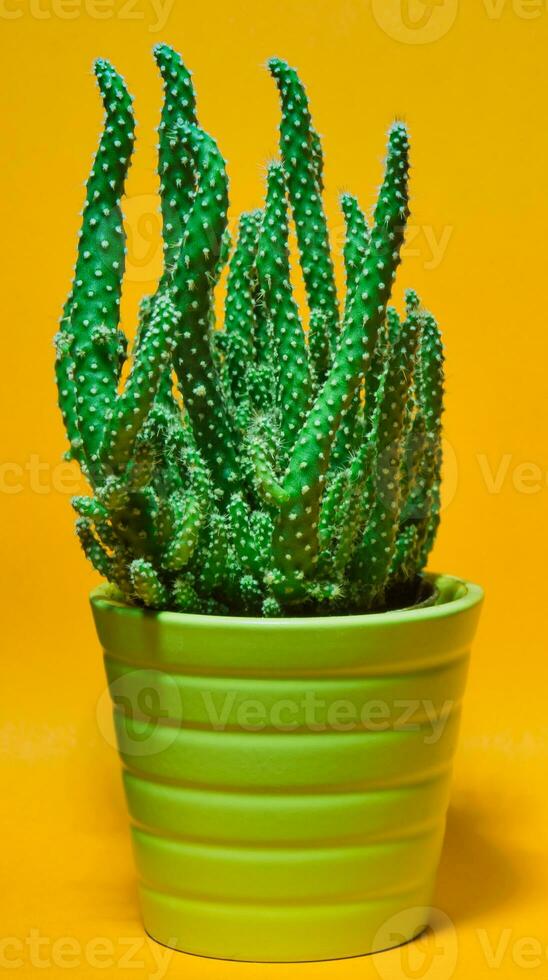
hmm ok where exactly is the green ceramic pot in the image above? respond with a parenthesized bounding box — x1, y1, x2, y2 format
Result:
(91, 573, 483, 962)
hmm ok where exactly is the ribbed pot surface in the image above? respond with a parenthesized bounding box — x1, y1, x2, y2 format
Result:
(91, 574, 483, 962)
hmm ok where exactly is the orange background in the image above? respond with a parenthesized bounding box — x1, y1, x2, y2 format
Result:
(1, 1, 547, 977)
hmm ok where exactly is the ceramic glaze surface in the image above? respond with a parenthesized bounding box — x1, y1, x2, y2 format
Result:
(91, 574, 483, 962)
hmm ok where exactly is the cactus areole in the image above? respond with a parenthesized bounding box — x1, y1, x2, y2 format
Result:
(56, 46, 446, 618)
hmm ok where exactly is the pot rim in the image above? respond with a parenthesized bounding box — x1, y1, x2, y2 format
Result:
(90, 572, 483, 631)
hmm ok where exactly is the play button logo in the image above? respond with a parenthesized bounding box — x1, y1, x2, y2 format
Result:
(371, 0, 458, 44)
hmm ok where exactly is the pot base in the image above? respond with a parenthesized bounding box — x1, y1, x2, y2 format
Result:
(140, 884, 434, 962)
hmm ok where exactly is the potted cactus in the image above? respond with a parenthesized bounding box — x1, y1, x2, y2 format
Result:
(55, 45, 483, 962)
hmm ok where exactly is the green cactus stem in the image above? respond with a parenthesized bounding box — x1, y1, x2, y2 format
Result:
(411, 311, 445, 567)
(154, 43, 198, 280)
(225, 210, 262, 409)
(268, 58, 339, 347)
(57, 60, 135, 482)
(257, 162, 311, 449)
(326, 194, 370, 470)
(57, 49, 444, 618)
(341, 193, 369, 304)
(353, 309, 422, 603)
(170, 121, 239, 491)
(271, 122, 410, 598)
(100, 291, 179, 475)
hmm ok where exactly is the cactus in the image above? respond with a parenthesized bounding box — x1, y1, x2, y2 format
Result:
(55, 47, 445, 616)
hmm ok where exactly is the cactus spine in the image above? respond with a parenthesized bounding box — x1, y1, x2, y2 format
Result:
(56, 48, 445, 617)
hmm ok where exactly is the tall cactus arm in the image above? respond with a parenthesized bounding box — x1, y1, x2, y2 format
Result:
(224, 210, 261, 406)
(354, 310, 421, 602)
(170, 122, 239, 492)
(153, 44, 198, 278)
(399, 408, 426, 516)
(341, 193, 370, 303)
(395, 290, 428, 511)
(257, 162, 311, 448)
(390, 308, 443, 579)
(271, 123, 410, 597)
(100, 291, 179, 475)
(318, 413, 379, 585)
(268, 59, 339, 346)
(414, 312, 445, 566)
(139, 294, 178, 419)
(390, 426, 421, 582)
(61, 60, 135, 482)
(330, 194, 370, 469)
(417, 313, 444, 455)
(417, 450, 442, 565)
